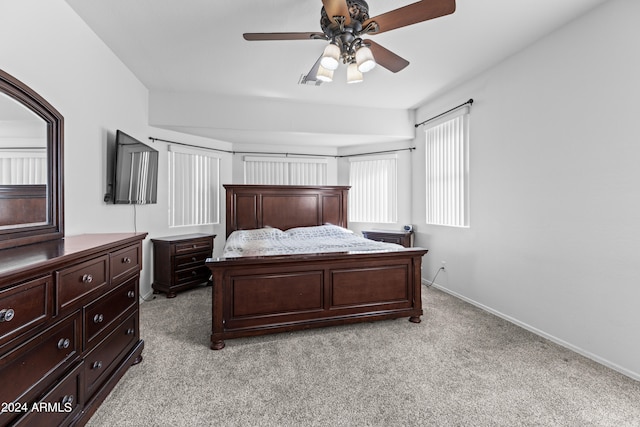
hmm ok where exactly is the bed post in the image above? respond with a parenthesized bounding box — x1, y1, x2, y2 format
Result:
(210, 267, 226, 350)
(409, 252, 424, 323)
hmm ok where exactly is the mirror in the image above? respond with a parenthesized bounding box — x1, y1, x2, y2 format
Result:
(0, 69, 63, 250)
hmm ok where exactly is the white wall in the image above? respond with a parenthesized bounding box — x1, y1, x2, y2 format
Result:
(412, 0, 640, 379)
(0, 0, 232, 297)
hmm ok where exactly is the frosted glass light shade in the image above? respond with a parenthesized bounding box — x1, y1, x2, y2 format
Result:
(347, 63, 363, 84)
(356, 46, 376, 73)
(316, 65, 334, 82)
(320, 44, 340, 70)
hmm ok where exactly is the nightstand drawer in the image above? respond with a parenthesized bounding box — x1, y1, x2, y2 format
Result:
(175, 238, 212, 255)
(175, 265, 210, 285)
(175, 251, 210, 270)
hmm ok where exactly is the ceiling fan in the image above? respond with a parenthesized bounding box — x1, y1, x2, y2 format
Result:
(243, 0, 456, 84)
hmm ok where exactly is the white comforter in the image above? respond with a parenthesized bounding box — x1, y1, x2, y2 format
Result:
(222, 224, 403, 257)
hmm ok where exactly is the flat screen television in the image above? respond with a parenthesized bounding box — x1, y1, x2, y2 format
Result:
(111, 130, 158, 204)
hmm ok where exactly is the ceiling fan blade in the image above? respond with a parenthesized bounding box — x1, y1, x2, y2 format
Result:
(363, 0, 456, 35)
(243, 32, 326, 41)
(322, 0, 351, 26)
(365, 40, 409, 73)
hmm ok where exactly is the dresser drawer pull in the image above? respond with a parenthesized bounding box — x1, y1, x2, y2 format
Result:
(127, 290, 135, 298)
(126, 328, 135, 335)
(92, 361, 103, 370)
(191, 270, 198, 276)
(61, 395, 74, 406)
(57, 338, 70, 350)
(192, 244, 197, 248)
(191, 256, 197, 262)
(122, 256, 132, 264)
(0, 308, 15, 322)
(93, 314, 104, 324)
(82, 274, 93, 284)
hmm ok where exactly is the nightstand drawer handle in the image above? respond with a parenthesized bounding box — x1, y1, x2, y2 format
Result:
(122, 256, 132, 264)
(61, 395, 74, 406)
(57, 338, 70, 350)
(93, 314, 104, 323)
(126, 328, 135, 335)
(127, 290, 135, 298)
(82, 274, 93, 284)
(0, 308, 15, 322)
(92, 361, 103, 370)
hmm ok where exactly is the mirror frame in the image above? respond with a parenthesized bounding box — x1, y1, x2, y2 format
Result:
(0, 69, 64, 250)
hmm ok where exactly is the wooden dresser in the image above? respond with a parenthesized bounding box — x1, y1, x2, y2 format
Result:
(362, 229, 414, 248)
(0, 233, 147, 426)
(151, 233, 215, 298)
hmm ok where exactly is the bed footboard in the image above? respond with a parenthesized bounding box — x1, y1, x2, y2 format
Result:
(206, 248, 427, 349)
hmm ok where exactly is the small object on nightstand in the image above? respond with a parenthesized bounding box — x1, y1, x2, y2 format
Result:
(362, 229, 413, 248)
(151, 233, 215, 298)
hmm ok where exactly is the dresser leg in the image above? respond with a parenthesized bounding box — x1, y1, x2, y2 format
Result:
(166, 291, 177, 298)
(211, 339, 225, 350)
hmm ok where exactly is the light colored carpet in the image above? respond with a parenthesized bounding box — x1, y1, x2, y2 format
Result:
(87, 285, 640, 426)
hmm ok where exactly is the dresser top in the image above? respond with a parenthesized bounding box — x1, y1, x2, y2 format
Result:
(0, 233, 148, 282)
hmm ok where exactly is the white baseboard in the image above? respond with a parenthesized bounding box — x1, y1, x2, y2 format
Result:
(422, 279, 640, 382)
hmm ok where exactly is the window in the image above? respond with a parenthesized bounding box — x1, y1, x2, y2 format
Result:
(424, 107, 470, 227)
(168, 145, 220, 227)
(348, 155, 397, 223)
(244, 156, 327, 185)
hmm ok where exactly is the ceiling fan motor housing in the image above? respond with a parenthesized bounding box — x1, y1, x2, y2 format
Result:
(320, 0, 369, 35)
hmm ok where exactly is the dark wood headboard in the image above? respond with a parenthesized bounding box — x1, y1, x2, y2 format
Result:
(224, 185, 350, 237)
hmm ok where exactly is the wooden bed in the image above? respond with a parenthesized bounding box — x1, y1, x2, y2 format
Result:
(205, 185, 428, 350)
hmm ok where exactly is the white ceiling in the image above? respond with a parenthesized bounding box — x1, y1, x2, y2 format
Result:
(64, 0, 609, 146)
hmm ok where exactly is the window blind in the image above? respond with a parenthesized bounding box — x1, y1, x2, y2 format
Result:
(244, 156, 327, 185)
(0, 149, 47, 185)
(425, 108, 469, 227)
(348, 156, 397, 223)
(168, 145, 220, 227)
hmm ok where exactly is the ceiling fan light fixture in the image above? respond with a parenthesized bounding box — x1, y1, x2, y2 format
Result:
(320, 43, 340, 70)
(347, 62, 363, 84)
(356, 45, 376, 73)
(316, 65, 334, 82)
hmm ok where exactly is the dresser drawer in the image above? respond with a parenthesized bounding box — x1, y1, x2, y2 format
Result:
(12, 361, 84, 427)
(84, 276, 138, 349)
(0, 275, 51, 349)
(85, 311, 138, 399)
(110, 244, 140, 284)
(0, 312, 80, 412)
(174, 238, 212, 255)
(175, 251, 210, 270)
(57, 255, 108, 313)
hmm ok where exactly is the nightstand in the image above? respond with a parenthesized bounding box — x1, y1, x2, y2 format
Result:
(151, 233, 215, 298)
(362, 229, 413, 248)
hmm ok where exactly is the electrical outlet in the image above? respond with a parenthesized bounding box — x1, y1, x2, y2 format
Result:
(441, 261, 447, 271)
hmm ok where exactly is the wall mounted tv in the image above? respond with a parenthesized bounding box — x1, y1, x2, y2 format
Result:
(110, 130, 158, 204)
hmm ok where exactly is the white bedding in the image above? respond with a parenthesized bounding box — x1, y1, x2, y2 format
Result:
(222, 224, 404, 257)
